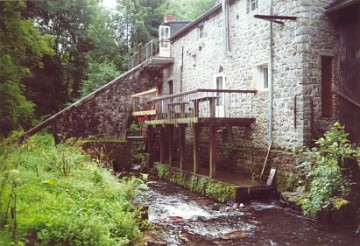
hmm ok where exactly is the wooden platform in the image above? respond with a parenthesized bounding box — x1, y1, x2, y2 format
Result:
(145, 117, 256, 127)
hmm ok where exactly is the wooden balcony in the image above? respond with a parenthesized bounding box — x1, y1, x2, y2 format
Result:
(140, 89, 257, 127)
(134, 88, 258, 179)
(127, 40, 174, 70)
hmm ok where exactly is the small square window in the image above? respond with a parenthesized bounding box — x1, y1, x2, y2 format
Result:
(247, 0, 258, 13)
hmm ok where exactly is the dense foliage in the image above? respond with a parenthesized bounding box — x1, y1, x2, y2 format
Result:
(0, 133, 147, 245)
(0, 1, 53, 136)
(0, 0, 217, 137)
(298, 122, 360, 226)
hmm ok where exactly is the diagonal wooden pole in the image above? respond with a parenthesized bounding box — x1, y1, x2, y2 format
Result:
(260, 140, 273, 181)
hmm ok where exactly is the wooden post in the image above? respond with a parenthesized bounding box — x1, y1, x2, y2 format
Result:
(210, 98, 216, 118)
(193, 125, 199, 174)
(179, 125, 185, 170)
(209, 126, 217, 178)
(168, 126, 174, 166)
(194, 100, 199, 117)
(160, 127, 166, 163)
(146, 126, 154, 168)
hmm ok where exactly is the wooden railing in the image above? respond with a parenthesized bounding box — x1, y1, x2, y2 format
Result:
(143, 88, 257, 120)
(128, 40, 161, 70)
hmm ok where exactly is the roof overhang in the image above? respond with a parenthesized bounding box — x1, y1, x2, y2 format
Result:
(326, 0, 360, 14)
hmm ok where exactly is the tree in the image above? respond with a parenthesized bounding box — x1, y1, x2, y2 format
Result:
(0, 1, 53, 136)
(166, 0, 218, 20)
(25, 0, 100, 102)
(113, 0, 166, 50)
(80, 61, 120, 97)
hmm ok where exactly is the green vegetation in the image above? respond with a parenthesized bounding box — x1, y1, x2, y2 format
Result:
(298, 122, 360, 228)
(0, 133, 147, 245)
(0, 0, 218, 138)
(155, 163, 236, 203)
(166, 0, 218, 20)
(0, 1, 53, 136)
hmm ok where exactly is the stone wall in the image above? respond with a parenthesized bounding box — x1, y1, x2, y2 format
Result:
(161, 0, 339, 181)
(53, 68, 161, 141)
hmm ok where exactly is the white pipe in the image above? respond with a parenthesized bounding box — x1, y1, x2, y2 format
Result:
(222, 0, 230, 55)
(268, 0, 274, 142)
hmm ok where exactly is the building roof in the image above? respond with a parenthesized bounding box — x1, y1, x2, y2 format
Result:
(170, 2, 225, 42)
(161, 21, 192, 37)
(326, 0, 360, 13)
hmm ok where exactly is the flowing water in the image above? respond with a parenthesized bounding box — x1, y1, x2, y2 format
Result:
(136, 178, 360, 246)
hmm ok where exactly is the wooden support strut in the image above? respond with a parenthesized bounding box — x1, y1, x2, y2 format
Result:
(159, 127, 166, 163)
(260, 140, 273, 181)
(193, 125, 199, 174)
(168, 126, 174, 167)
(209, 126, 217, 178)
(179, 125, 185, 170)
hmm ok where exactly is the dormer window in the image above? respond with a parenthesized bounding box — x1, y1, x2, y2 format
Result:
(247, 0, 258, 13)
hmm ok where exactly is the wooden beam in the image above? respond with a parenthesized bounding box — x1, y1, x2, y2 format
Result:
(132, 110, 157, 116)
(198, 118, 255, 127)
(179, 126, 185, 170)
(168, 126, 174, 167)
(147, 126, 154, 155)
(209, 126, 216, 178)
(159, 127, 166, 163)
(193, 125, 199, 174)
(145, 117, 256, 127)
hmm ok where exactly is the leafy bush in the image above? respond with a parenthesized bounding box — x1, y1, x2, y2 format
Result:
(0, 133, 147, 245)
(298, 122, 359, 218)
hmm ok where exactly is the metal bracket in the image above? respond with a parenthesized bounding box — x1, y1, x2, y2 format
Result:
(254, 14, 297, 25)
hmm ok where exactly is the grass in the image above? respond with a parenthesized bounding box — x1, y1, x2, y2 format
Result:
(0, 132, 147, 245)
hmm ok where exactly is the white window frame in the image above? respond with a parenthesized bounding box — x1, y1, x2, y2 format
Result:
(214, 73, 226, 117)
(159, 25, 170, 48)
(247, 0, 258, 13)
(255, 64, 269, 91)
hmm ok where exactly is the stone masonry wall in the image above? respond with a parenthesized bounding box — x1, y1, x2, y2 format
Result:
(53, 68, 160, 140)
(297, 0, 340, 144)
(163, 0, 339, 180)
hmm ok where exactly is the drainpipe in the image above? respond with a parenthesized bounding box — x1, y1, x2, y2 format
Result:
(222, 0, 230, 56)
(268, 0, 274, 143)
(180, 46, 184, 92)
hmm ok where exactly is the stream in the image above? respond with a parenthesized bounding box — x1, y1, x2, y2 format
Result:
(135, 178, 360, 246)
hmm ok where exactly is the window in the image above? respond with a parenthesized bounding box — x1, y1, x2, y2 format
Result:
(321, 56, 333, 117)
(214, 74, 226, 117)
(255, 64, 268, 91)
(262, 66, 268, 90)
(168, 80, 173, 95)
(247, 0, 258, 13)
(198, 24, 205, 39)
(159, 26, 170, 48)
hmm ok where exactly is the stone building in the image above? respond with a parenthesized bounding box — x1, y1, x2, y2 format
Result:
(130, 0, 342, 189)
(22, 0, 357, 194)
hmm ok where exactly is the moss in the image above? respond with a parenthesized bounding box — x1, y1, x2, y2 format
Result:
(205, 180, 236, 203)
(154, 163, 237, 203)
(277, 172, 300, 192)
(155, 164, 170, 179)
